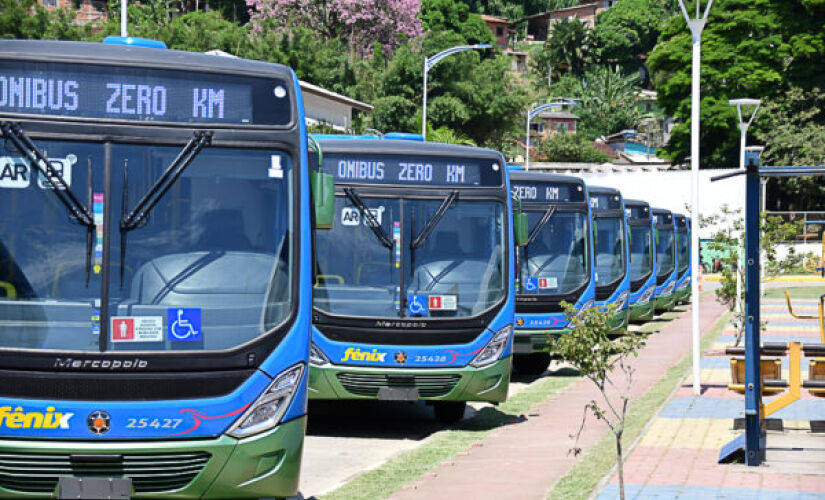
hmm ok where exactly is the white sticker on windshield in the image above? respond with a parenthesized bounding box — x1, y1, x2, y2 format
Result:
(429, 294, 457, 311)
(111, 316, 163, 342)
(538, 277, 558, 289)
(37, 155, 75, 190)
(341, 206, 384, 227)
(0, 157, 30, 188)
(268, 155, 283, 179)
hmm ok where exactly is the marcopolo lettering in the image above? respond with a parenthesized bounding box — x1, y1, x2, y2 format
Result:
(53, 357, 149, 370)
(0, 406, 74, 430)
(341, 347, 387, 363)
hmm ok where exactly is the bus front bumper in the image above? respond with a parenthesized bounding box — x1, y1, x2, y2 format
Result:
(654, 292, 676, 312)
(308, 357, 510, 403)
(513, 328, 569, 354)
(629, 302, 655, 323)
(0, 416, 306, 499)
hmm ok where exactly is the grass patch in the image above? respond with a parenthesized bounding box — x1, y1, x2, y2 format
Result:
(764, 286, 825, 300)
(547, 310, 731, 500)
(322, 373, 578, 500)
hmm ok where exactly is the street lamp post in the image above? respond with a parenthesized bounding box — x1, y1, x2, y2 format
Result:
(525, 103, 562, 171)
(729, 99, 761, 307)
(422, 44, 492, 140)
(677, 0, 713, 397)
(121, 0, 128, 36)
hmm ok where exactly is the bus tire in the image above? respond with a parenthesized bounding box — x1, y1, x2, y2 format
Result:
(433, 401, 467, 424)
(513, 353, 551, 375)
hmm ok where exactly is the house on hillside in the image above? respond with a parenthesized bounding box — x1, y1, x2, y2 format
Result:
(481, 15, 510, 48)
(530, 109, 579, 140)
(38, 0, 106, 24)
(519, 0, 618, 42)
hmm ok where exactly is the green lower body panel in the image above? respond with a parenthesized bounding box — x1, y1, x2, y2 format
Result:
(654, 292, 676, 312)
(629, 302, 654, 323)
(309, 357, 511, 403)
(675, 286, 691, 304)
(607, 309, 629, 336)
(513, 328, 569, 354)
(0, 416, 306, 499)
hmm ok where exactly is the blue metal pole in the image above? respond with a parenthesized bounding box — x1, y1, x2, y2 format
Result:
(743, 162, 764, 466)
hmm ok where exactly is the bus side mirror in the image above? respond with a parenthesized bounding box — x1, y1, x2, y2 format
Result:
(309, 135, 335, 229)
(511, 194, 529, 246)
(626, 217, 632, 245)
(592, 220, 598, 245)
(655, 228, 660, 245)
(514, 212, 529, 247)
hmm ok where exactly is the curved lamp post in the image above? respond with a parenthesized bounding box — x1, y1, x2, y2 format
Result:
(422, 44, 492, 139)
(525, 103, 562, 171)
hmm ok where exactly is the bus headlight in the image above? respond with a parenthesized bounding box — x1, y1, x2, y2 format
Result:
(637, 286, 654, 305)
(310, 342, 330, 366)
(575, 299, 594, 320)
(470, 325, 512, 368)
(226, 363, 304, 438)
(616, 291, 629, 310)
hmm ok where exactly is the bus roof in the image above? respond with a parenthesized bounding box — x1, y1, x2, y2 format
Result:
(0, 39, 294, 80)
(587, 185, 622, 197)
(652, 207, 674, 215)
(624, 199, 650, 208)
(314, 137, 504, 162)
(508, 170, 586, 187)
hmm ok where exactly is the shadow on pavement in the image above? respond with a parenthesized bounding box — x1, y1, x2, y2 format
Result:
(307, 399, 443, 440)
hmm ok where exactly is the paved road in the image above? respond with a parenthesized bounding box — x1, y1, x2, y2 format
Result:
(297, 370, 543, 498)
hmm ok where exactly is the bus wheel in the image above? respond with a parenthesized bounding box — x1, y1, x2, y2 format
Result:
(433, 401, 467, 424)
(513, 353, 551, 375)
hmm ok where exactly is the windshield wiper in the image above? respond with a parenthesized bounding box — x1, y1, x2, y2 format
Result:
(343, 187, 393, 249)
(410, 190, 458, 249)
(526, 206, 556, 246)
(118, 130, 212, 286)
(1, 122, 94, 227)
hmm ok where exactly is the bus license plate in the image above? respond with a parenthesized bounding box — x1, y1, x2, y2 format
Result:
(57, 477, 131, 499)
(378, 387, 419, 401)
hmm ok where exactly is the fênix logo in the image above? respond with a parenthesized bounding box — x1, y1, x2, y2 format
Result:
(341, 347, 387, 363)
(0, 406, 74, 429)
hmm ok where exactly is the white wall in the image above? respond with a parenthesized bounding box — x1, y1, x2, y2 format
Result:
(302, 92, 353, 130)
(580, 169, 743, 238)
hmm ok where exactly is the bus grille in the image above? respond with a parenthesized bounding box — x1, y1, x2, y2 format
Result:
(337, 373, 461, 398)
(0, 451, 210, 493)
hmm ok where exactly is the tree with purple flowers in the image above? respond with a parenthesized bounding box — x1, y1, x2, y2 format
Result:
(246, 0, 423, 56)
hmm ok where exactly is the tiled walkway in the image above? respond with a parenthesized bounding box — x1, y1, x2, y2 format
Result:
(596, 298, 825, 499)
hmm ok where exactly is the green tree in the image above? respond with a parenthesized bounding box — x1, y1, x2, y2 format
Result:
(590, 0, 673, 76)
(536, 133, 608, 163)
(648, 0, 825, 168)
(570, 66, 645, 139)
(0, 0, 90, 40)
(542, 17, 591, 77)
(421, 0, 495, 45)
(553, 302, 647, 500)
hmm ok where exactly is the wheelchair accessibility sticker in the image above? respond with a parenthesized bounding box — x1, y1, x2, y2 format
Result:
(168, 308, 202, 342)
(524, 278, 539, 292)
(407, 294, 428, 316)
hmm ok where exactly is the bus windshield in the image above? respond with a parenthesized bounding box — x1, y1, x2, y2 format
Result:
(517, 210, 588, 296)
(594, 217, 625, 287)
(0, 139, 293, 352)
(657, 228, 675, 278)
(314, 196, 506, 319)
(629, 224, 653, 282)
(678, 229, 689, 274)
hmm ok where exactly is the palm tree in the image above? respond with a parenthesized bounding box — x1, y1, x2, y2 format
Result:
(545, 18, 591, 76)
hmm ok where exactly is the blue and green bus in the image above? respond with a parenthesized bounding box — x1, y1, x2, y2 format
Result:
(652, 208, 678, 312)
(625, 199, 657, 322)
(588, 186, 630, 334)
(0, 39, 318, 498)
(510, 170, 595, 374)
(308, 135, 516, 423)
(674, 213, 692, 304)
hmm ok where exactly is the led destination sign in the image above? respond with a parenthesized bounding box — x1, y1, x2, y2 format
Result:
(625, 204, 650, 220)
(0, 60, 291, 125)
(322, 154, 503, 187)
(511, 181, 585, 203)
(589, 192, 621, 211)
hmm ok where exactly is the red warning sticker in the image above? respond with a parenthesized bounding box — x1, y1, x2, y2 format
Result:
(538, 277, 558, 289)
(428, 295, 457, 311)
(111, 316, 163, 342)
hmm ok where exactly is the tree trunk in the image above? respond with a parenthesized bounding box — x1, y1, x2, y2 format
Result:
(616, 432, 625, 500)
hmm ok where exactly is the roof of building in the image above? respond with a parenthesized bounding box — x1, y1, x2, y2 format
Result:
(516, 3, 599, 23)
(537, 111, 580, 120)
(479, 14, 509, 23)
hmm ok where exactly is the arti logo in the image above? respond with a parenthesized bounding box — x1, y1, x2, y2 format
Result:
(111, 318, 135, 341)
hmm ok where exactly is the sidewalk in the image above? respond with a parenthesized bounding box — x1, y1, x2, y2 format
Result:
(594, 297, 825, 499)
(390, 294, 727, 500)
